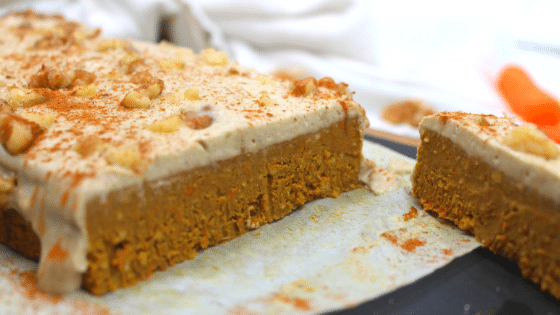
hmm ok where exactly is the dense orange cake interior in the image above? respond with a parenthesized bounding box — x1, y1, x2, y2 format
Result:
(2, 117, 363, 295)
(413, 112, 560, 298)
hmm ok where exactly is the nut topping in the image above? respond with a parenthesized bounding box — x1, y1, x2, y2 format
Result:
(503, 124, 560, 160)
(119, 53, 143, 74)
(7, 88, 47, 108)
(145, 79, 164, 99)
(317, 77, 338, 90)
(74, 84, 97, 97)
(182, 111, 213, 130)
(0, 100, 13, 113)
(29, 67, 71, 90)
(120, 90, 151, 109)
(258, 95, 274, 107)
(97, 39, 137, 53)
(184, 88, 200, 101)
(147, 115, 182, 133)
(199, 48, 228, 66)
(69, 69, 96, 86)
(0, 114, 43, 155)
(158, 58, 185, 69)
(31, 33, 74, 50)
(74, 134, 102, 156)
(130, 71, 154, 85)
(105, 145, 148, 174)
(0, 173, 15, 207)
(290, 77, 317, 97)
(18, 112, 55, 130)
(29, 68, 95, 90)
(120, 79, 164, 109)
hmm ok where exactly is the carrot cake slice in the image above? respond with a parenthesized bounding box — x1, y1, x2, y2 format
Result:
(0, 10, 369, 295)
(412, 111, 560, 298)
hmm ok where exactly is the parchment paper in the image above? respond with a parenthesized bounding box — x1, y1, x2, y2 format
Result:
(0, 141, 480, 315)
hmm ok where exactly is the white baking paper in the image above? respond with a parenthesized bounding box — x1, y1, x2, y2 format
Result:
(0, 141, 479, 315)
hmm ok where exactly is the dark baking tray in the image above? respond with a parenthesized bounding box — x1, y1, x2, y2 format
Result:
(327, 135, 560, 315)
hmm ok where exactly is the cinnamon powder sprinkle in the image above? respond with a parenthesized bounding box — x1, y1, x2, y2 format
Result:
(2, 268, 118, 314)
(381, 230, 427, 252)
(273, 293, 313, 311)
(47, 240, 69, 261)
(403, 206, 418, 221)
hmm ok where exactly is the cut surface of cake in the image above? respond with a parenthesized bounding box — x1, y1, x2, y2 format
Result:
(412, 111, 560, 298)
(0, 11, 368, 295)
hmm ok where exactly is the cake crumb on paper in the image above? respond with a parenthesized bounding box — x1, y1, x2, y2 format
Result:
(359, 159, 400, 195)
(387, 156, 416, 174)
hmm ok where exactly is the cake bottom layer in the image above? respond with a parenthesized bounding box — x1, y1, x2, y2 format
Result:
(0, 117, 363, 295)
(412, 128, 560, 298)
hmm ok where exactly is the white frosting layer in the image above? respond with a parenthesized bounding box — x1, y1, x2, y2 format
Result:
(0, 11, 368, 294)
(419, 112, 560, 204)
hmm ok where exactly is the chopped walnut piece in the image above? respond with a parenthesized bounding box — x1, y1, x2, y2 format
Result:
(158, 58, 185, 69)
(199, 48, 229, 66)
(290, 77, 317, 97)
(503, 124, 560, 160)
(121, 79, 164, 109)
(120, 90, 151, 109)
(0, 174, 15, 207)
(0, 115, 43, 155)
(72, 28, 101, 41)
(7, 88, 47, 108)
(184, 88, 200, 101)
(182, 111, 214, 130)
(147, 115, 182, 133)
(28, 68, 72, 90)
(317, 77, 338, 90)
(119, 53, 143, 74)
(18, 112, 55, 130)
(74, 84, 97, 97)
(0, 174, 15, 194)
(31, 33, 74, 49)
(97, 39, 138, 53)
(337, 82, 351, 98)
(317, 77, 352, 98)
(130, 71, 154, 85)
(0, 100, 13, 113)
(0, 174, 15, 193)
(69, 69, 96, 86)
(105, 145, 148, 174)
(74, 134, 102, 156)
(144, 79, 164, 99)
(55, 21, 80, 35)
(97, 39, 126, 52)
(381, 99, 435, 128)
(258, 95, 275, 107)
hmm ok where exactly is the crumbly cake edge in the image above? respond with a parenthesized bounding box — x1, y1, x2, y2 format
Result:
(417, 112, 560, 204)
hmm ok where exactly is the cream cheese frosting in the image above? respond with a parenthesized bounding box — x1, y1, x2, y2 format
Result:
(0, 11, 369, 294)
(417, 112, 560, 205)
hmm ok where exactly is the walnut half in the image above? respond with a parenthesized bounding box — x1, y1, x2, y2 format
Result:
(0, 113, 44, 154)
(503, 124, 560, 160)
(120, 79, 164, 109)
(7, 88, 47, 108)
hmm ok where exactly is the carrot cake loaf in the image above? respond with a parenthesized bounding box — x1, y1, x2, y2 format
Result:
(0, 10, 368, 295)
(412, 111, 560, 298)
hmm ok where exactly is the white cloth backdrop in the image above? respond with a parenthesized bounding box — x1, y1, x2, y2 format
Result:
(2, 0, 560, 136)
